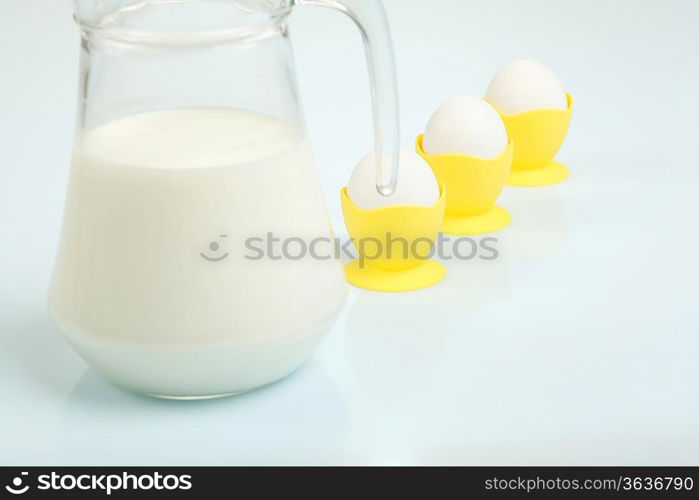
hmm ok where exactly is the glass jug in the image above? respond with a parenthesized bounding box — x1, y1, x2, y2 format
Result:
(49, 0, 400, 399)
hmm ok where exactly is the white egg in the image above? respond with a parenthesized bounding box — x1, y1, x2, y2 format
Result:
(347, 149, 439, 210)
(422, 97, 508, 159)
(486, 59, 567, 114)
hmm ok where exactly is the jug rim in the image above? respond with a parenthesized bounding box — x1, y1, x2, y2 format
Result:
(74, 0, 293, 45)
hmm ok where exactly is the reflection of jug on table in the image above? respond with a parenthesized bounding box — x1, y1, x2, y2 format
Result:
(344, 291, 448, 400)
(60, 361, 347, 464)
(49, 0, 402, 399)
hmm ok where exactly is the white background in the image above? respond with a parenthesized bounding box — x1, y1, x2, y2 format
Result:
(1, 0, 699, 465)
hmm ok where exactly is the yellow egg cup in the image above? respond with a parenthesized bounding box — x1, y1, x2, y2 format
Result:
(491, 93, 574, 187)
(340, 184, 446, 292)
(416, 135, 513, 235)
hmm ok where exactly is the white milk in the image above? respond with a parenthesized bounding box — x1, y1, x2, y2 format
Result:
(49, 108, 347, 397)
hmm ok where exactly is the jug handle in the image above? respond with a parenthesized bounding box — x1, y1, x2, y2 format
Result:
(294, 0, 400, 196)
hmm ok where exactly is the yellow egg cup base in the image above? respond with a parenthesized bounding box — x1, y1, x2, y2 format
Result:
(340, 184, 447, 293)
(442, 205, 510, 235)
(507, 161, 569, 187)
(344, 258, 446, 293)
(416, 135, 513, 235)
(492, 93, 574, 188)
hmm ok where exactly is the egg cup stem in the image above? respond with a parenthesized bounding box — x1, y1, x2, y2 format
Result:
(507, 161, 569, 187)
(344, 259, 446, 293)
(441, 205, 510, 235)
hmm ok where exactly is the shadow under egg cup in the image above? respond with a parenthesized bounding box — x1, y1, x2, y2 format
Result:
(340, 184, 446, 292)
(492, 93, 573, 187)
(416, 135, 513, 235)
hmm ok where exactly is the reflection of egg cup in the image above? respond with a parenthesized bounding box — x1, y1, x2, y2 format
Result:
(492, 93, 573, 187)
(416, 135, 513, 235)
(340, 184, 446, 292)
